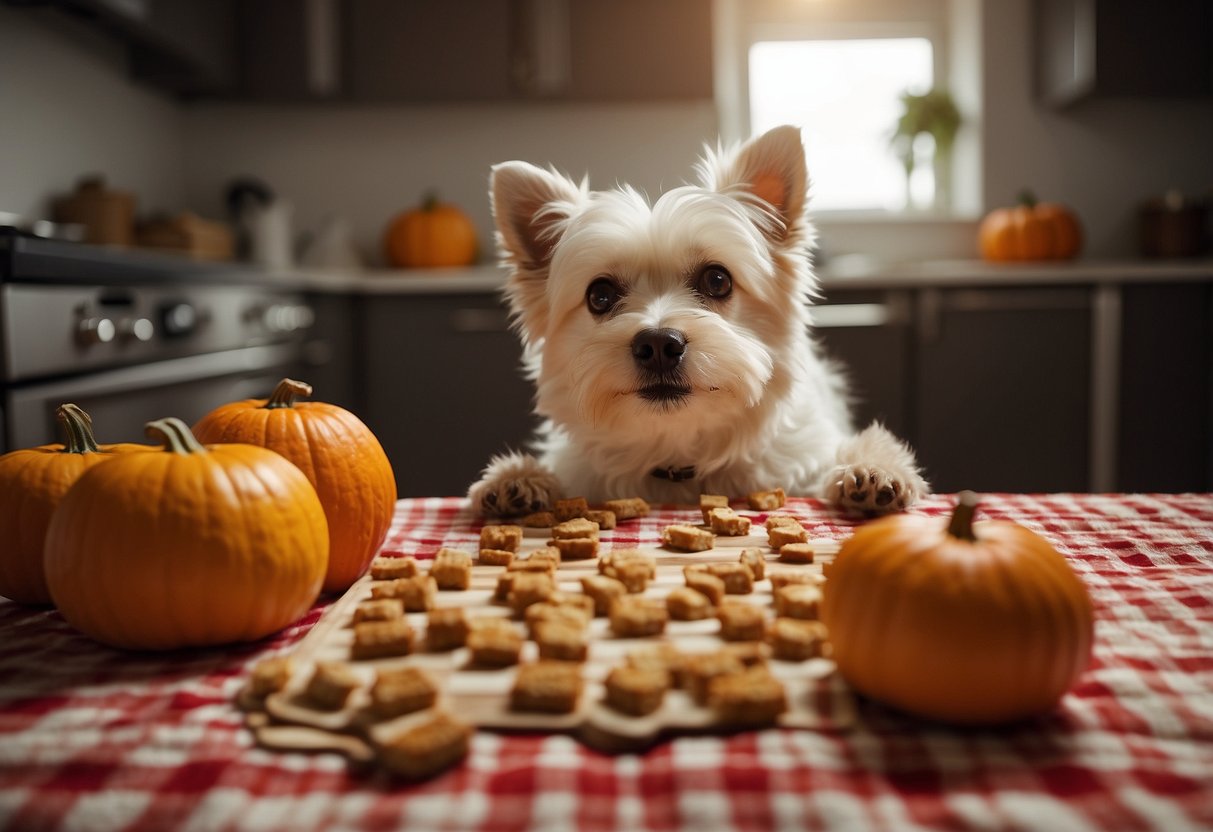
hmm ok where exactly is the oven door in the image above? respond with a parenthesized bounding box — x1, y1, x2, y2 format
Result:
(3, 343, 301, 449)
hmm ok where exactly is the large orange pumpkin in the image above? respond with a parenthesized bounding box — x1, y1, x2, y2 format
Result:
(979, 192, 1082, 261)
(0, 404, 149, 605)
(821, 492, 1094, 725)
(44, 418, 328, 650)
(384, 193, 478, 268)
(192, 378, 396, 593)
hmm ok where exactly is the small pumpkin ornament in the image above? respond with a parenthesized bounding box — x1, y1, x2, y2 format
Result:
(384, 192, 478, 268)
(0, 404, 149, 605)
(979, 191, 1083, 261)
(44, 418, 328, 650)
(192, 379, 396, 593)
(821, 492, 1094, 725)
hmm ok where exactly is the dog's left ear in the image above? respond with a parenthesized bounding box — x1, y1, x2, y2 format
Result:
(700, 125, 808, 246)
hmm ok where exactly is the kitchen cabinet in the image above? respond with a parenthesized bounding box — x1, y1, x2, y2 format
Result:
(1036, 0, 1213, 106)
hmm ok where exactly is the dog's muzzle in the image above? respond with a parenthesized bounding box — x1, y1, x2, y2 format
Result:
(632, 327, 691, 403)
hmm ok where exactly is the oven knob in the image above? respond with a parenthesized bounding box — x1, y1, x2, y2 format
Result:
(160, 303, 197, 337)
(118, 317, 155, 342)
(77, 317, 116, 345)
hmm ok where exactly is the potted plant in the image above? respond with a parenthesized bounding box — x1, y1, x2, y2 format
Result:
(891, 88, 961, 212)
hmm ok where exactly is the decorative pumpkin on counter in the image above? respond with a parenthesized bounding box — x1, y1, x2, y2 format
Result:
(384, 192, 478, 268)
(979, 191, 1082, 261)
(192, 379, 396, 593)
(0, 404, 149, 606)
(821, 491, 1094, 725)
(44, 418, 328, 650)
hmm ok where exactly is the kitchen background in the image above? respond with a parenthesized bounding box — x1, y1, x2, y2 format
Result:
(2, 0, 1211, 499)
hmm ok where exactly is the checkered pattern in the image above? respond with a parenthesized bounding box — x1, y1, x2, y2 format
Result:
(2, 494, 1212, 831)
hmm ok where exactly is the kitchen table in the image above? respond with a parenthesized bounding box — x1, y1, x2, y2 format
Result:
(1, 494, 1211, 831)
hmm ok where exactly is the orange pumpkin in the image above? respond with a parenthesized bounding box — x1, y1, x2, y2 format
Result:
(384, 193, 478, 268)
(192, 378, 396, 593)
(821, 492, 1094, 725)
(979, 192, 1082, 261)
(44, 418, 328, 650)
(0, 404, 149, 605)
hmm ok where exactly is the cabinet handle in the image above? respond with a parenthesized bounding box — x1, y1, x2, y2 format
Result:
(812, 296, 910, 328)
(450, 308, 511, 333)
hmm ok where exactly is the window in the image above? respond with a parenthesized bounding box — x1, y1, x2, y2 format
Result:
(749, 36, 935, 213)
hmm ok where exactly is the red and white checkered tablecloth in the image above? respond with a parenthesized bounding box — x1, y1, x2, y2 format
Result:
(2, 494, 1212, 831)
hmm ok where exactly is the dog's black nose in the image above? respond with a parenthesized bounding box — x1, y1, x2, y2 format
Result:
(631, 328, 687, 373)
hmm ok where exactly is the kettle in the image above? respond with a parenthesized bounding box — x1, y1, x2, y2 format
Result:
(226, 178, 295, 270)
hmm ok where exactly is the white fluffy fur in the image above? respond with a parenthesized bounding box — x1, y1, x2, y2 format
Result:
(469, 126, 927, 516)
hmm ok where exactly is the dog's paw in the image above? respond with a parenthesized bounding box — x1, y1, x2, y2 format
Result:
(467, 452, 562, 518)
(825, 463, 924, 515)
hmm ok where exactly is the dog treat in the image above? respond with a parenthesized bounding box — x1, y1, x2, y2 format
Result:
(768, 569, 825, 591)
(778, 542, 816, 564)
(584, 509, 616, 530)
(249, 656, 293, 697)
(550, 537, 599, 561)
(351, 619, 415, 660)
(708, 667, 787, 725)
(506, 549, 559, 574)
(467, 618, 524, 667)
(684, 650, 746, 705)
(377, 711, 472, 781)
(525, 599, 593, 636)
(604, 665, 668, 716)
(304, 661, 361, 710)
(551, 517, 600, 540)
(370, 556, 418, 581)
(510, 660, 584, 714)
(768, 524, 808, 550)
(547, 590, 596, 617)
(773, 584, 822, 620)
(706, 562, 755, 595)
(739, 548, 766, 582)
(764, 514, 801, 531)
(520, 511, 556, 528)
(478, 548, 514, 567)
(609, 596, 668, 638)
(723, 641, 769, 669)
(371, 575, 437, 612)
(508, 571, 557, 613)
(717, 601, 767, 642)
(625, 643, 687, 688)
(554, 497, 590, 522)
(370, 666, 439, 718)
(666, 586, 713, 621)
(425, 607, 470, 652)
(699, 494, 730, 524)
(534, 620, 589, 662)
(747, 488, 787, 511)
(708, 507, 752, 536)
(480, 524, 523, 553)
(768, 618, 828, 661)
(662, 524, 715, 552)
(580, 574, 627, 616)
(603, 497, 650, 520)
(430, 548, 473, 590)
(600, 549, 656, 578)
(683, 568, 726, 606)
(353, 599, 404, 625)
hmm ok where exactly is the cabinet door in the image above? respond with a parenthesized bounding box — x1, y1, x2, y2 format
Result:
(913, 287, 1092, 493)
(361, 294, 539, 497)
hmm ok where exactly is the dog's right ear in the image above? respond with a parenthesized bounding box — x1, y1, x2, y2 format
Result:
(490, 162, 584, 271)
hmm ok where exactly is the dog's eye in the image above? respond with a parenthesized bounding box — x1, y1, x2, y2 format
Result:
(586, 278, 621, 315)
(696, 265, 733, 300)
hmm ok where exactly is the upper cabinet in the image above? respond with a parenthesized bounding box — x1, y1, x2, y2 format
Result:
(1036, 0, 1213, 106)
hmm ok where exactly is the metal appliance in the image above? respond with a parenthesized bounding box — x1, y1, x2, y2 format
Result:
(0, 229, 315, 451)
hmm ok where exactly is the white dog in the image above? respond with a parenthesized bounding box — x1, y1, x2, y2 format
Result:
(468, 125, 927, 517)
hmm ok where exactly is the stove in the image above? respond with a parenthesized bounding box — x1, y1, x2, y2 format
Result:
(0, 229, 315, 451)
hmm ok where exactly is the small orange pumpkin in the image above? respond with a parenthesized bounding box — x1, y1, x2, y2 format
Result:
(192, 379, 396, 593)
(384, 193, 478, 268)
(979, 191, 1082, 261)
(44, 418, 328, 650)
(0, 404, 149, 605)
(821, 492, 1094, 725)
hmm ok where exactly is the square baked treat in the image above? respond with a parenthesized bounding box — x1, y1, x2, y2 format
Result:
(466, 618, 524, 667)
(683, 650, 746, 705)
(479, 548, 515, 567)
(425, 607, 470, 651)
(662, 524, 715, 552)
(666, 586, 713, 621)
(580, 575, 627, 616)
(604, 665, 668, 716)
(609, 596, 668, 638)
(768, 617, 828, 661)
(708, 507, 752, 536)
(250, 656, 293, 697)
(603, 497, 650, 520)
(525, 599, 592, 636)
(550, 537, 600, 561)
(717, 601, 767, 642)
(370, 666, 439, 718)
(706, 562, 754, 595)
(351, 619, 415, 660)
(551, 517, 600, 541)
(353, 599, 404, 625)
(534, 620, 589, 662)
(768, 569, 825, 591)
(510, 660, 584, 714)
(626, 643, 687, 689)
(764, 514, 801, 531)
(769, 524, 809, 550)
(584, 509, 616, 530)
(431, 548, 473, 590)
(305, 661, 361, 710)
(773, 584, 822, 620)
(377, 711, 472, 780)
(747, 488, 787, 511)
(480, 524, 523, 553)
(370, 555, 418, 581)
(683, 568, 726, 606)
(520, 511, 556, 528)
(507, 571, 557, 614)
(738, 549, 766, 582)
(370, 575, 437, 612)
(778, 543, 816, 564)
(554, 497, 590, 522)
(708, 667, 787, 725)
(699, 494, 730, 524)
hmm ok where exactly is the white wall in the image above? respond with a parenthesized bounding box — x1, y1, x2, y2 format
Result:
(0, 8, 184, 222)
(179, 102, 720, 265)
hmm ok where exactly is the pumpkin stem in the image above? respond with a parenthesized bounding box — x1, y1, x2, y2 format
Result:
(947, 490, 980, 541)
(421, 190, 440, 212)
(146, 417, 208, 455)
(56, 403, 101, 454)
(1017, 190, 1038, 209)
(263, 378, 313, 409)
